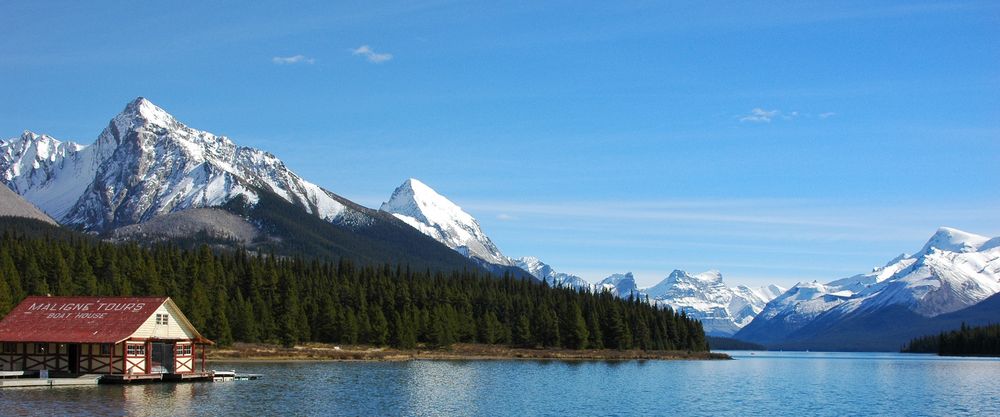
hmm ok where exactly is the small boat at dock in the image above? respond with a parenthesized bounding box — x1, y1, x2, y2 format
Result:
(212, 370, 263, 381)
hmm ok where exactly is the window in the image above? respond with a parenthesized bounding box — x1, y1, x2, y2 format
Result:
(176, 344, 192, 356)
(35, 343, 48, 354)
(127, 344, 146, 357)
(100, 343, 112, 356)
(155, 313, 169, 325)
(1, 343, 15, 354)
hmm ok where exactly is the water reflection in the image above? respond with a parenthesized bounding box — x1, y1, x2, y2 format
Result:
(122, 382, 196, 417)
(403, 361, 481, 416)
(0, 353, 997, 416)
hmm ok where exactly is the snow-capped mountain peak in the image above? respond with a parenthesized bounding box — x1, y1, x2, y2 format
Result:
(382, 178, 477, 230)
(380, 178, 513, 267)
(2, 97, 348, 231)
(122, 97, 177, 128)
(694, 269, 723, 283)
(919, 227, 990, 255)
(513, 256, 591, 290)
(598, 273, 639, 298)
(736, 227, 1000, 346)
(642, 269, 785, 336)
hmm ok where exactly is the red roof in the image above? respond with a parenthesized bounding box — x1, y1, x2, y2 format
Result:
(0, 296, 170, 344)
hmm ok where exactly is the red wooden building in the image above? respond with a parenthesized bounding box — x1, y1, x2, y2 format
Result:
(0, 296, 212, 378)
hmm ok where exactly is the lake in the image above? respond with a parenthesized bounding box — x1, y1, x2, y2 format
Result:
(1, 352, 997, 416)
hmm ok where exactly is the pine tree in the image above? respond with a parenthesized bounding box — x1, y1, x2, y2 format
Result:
(341, 309, 359, 345)
(586, 307, 603, 349)
(53, 255, 75, 296)
(23, 256, 48, 295)
(0, 269, 12, 316)
(567, 302, 590, 349)
(370, 308, 390, 346)
(513, 314, 533, 347)
(72, 253, 98, 295)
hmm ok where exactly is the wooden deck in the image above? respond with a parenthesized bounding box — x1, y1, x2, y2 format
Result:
(101, 372, 214, 384)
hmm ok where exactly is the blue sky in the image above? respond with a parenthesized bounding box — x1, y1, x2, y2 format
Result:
(2, 1, 998, 288)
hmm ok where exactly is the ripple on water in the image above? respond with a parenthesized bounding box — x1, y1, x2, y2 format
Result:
(0, 353, 997, 417)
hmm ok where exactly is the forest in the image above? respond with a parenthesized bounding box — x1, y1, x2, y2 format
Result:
(0, 218, 708, 352)
(902, 322, 1000, 356)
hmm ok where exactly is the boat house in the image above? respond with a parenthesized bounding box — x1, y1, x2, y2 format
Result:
(0, 296, 212, 380)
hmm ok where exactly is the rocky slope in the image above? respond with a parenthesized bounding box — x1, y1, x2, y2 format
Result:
(0, 184, 57, 225)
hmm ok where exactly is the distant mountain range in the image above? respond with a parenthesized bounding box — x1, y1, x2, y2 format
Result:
(378, 178, 785, 336)
(4, 98, 995, 349)
(736, 227, 1000, 350)
(0, 98, 522, 275)
(0, 98, 785, 336)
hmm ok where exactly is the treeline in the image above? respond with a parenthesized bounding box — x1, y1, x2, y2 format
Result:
(0, 224, 707, 351)
(902, 323, 1000, 356)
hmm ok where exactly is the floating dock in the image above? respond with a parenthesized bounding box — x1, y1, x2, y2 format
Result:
(0, 372, 102, 388)
(0, 370, 259, 388)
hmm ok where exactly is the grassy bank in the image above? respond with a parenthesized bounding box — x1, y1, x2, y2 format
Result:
(207, 342, 730, 362)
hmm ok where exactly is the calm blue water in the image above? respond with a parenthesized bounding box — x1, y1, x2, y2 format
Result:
(1, 352, 998, 416)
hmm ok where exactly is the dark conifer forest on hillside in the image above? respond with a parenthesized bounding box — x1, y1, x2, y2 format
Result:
(0, 217, 707, 352)
(903, 322, 1000, 356)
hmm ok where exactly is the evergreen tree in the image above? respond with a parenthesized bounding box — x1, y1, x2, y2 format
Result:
(513, 314, 533, 347)
(52, 255, 75, 296)
(370, 308, 390, 346)
(22, 256, 48, 295)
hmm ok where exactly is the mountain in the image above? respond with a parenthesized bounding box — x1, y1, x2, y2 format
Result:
(380, 179, 514, 267)
(2, 98, 349, 232)
(736, 227, 1000, 350)
(375, 178, 791, 330)
(643, 270, 785, 336)
(1, 98, 500, 273)
(597, 273, 640, 298)
(513, 256, 592, 290)
(0, 184, 57, 225)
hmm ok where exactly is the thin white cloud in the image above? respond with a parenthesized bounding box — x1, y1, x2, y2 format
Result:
(739, 108, 781, 123)
(272, 55, 315, 65)
(819, 112, 837, 119)
(496, 213, 516, 221)
(739, 108, 813, 122)
(351, 45, 393, 63)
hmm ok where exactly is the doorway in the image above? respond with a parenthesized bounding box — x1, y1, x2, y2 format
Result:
(68, 344, 80, 374)
(150, 342, 175, 374)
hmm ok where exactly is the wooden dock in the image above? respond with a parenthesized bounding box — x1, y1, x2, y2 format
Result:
(101, 371, 215, 384)
(0, 373, 102, 388)
(0, 370, 258, 387)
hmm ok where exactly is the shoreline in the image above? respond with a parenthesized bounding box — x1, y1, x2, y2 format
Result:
(206, 343, 731, 362)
